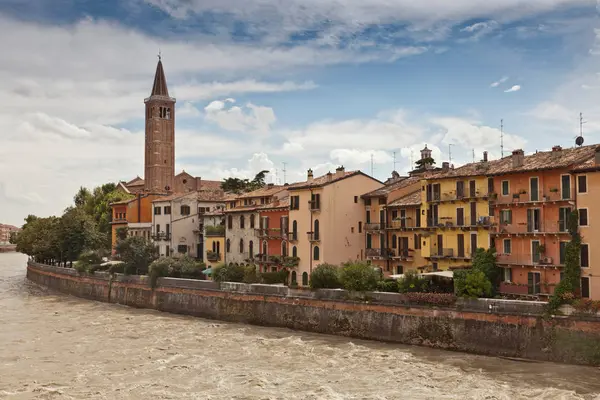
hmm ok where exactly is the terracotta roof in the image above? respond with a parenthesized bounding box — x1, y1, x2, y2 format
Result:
(487, 145, 597, 176)
(572, 156, 600, 172)
(287, 170, 380, 190)
(223, 192, 239, 202)
(237, 185, 286, 199)
(200, 180, 222, 190)
(361, 176, 419, 198)
(197, 189, 226, 202)
(426, 159, 504, 180)
(126, 176, 144, 186)
(387, 190, 421, 207)
(152, 193, 188, 203)
(256, 197, 290, 211)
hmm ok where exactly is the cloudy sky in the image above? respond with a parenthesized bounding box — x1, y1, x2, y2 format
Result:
(1, 0, 599, 226)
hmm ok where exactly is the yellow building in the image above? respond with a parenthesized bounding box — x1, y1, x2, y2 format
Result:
(420, 153, 497, 271)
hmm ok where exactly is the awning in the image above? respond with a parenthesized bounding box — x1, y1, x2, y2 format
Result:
(100, 261, 124, 266)
(420, 270, 454, 279)
(201, 268, 213, 275)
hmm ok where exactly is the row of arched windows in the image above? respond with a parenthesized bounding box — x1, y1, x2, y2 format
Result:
(225, 239, 298, 257)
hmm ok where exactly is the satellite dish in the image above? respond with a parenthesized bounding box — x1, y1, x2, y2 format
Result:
(576, 136, 584, 146)
(165, 185, 171, 191)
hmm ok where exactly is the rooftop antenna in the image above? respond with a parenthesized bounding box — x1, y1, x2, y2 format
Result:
(472, 149, 475, 163)
(393, 151, 397, 172)
(274, 168, 278, 185)
(370, 153, 374, 176)
(576, 112, 586, 146)
(448, 144, 454, 164)
(282, 162, 287, 184)
(410, 150, 414, 169)
(500, 119, 504, 157)
(158, 48, 162, 61)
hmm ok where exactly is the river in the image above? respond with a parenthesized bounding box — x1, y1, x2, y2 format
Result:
(1, 252, 600, 399)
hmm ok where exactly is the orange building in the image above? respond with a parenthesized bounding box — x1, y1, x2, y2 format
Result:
(490, 146, 595, 298)
(256, 198, 292, 274)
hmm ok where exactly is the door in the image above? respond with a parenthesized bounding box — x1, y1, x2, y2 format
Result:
(470, 202, 477, 226)
(558, 207, 570, 232)
(432, 205, 439, 226)
(532, 240, 541, 264)
(561, 175, 571, 200)
(470, 234, 477, 257)
(530, 177, 539, 202)
(527, 209, 541, 232)
(456, 208, 464, 226)
(379, 209, 385, 229)
(366, 234, 372, 249)
(469, 180, 476, 198)
(400, 237, 409, 257)
(437, 235, 443, 256)
(400, 209, 406, 228)
(581, 277, 590, 298)
(528, 272, 541, 294)
(457, 234, 465, 258)
(197, 243, 203, 261)
(456, 181, 464, 199)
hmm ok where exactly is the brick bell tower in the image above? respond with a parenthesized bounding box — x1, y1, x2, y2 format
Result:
(144, 55, 176, 192)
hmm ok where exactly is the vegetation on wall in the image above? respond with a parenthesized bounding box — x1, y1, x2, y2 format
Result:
(454, 248, 497, 299)
(415, 157, 435, 170)
(220, 170, 270, 194)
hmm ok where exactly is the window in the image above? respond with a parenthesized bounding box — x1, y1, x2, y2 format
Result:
(504, 268, 512, 282)
(378, 197, 386, 205)
(501, 180, 509, 196)
(164, 206, 171, 214)
(581, 277, 590, 298)
(578, 175, 588, 193)
(177, 245, 187, 254)
(581, 244, 589, 268)
(560, 242, 567, 264)
(156, 224, 161, 235)
(302, 272, 308, 286)
(559, 207, 570, 232)
(281, 242, 287, 257)
(366, 211, 371, 224)
(561, 175, 571, 200)
(354, 196, 358, 203)
(579, 209, 588, 226)
(292, 246, 297, 258)
(487, 177, 494, 195)
(500, 209, 512, 224)
(290, 196, 300, 210)
(314, 219, 320, 240)
(250, 214, 255, 228)
(414, 234, 421, 250)
(366, 234, 372, 249)
(530, 177, 539, 202)
(180, 205, 190, 215)
(249, 240, 254, 258)
(262, 241, 268, 257)
(239, 238, 244, 253)
(154, 207, 161, 215)
(415, 208, 421, 228)
(503, 239, 511, 254)
(528, 272, 541, 295)
(240, 215, 245, 229)
(310, 194, 321, 210)
(396, 265, 404, 275)
(358, 221, 362, 233)
(227, 215, 233, 229)
(292, 220, 298, 240)
(313, 246, 320, 261)
(391, 234, 397, 249)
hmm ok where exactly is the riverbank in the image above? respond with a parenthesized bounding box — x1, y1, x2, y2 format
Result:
(27, 261, 600, 366)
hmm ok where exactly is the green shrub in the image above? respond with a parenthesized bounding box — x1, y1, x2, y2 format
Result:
(398, 271, 429, 293)
(376, 279, 399, 293)
(243, 265, 261, 284)
(309, 263, 342, 289)
(455, 270, 492, 298)
(88, 263, 110, 273)
(148, 257, 174, 288)
(339, 261, 381, 292)
(73, 262, 88, 273)
(108, 262, 125, 274)
(213, 263, 246, 283)
(404, 292, 457, 307)
(262, 269, 288, 285)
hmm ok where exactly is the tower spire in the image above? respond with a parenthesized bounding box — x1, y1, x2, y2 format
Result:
(151, 56, 169, 97)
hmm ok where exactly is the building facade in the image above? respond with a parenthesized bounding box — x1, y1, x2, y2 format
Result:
(255, 198, 291, 274)
(0, 224, 20, 244)
(203, 211, 226, 267)
(287, 167, 382, 286)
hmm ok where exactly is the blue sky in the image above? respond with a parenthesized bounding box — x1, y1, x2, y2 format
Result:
(0, 0, 598, 226)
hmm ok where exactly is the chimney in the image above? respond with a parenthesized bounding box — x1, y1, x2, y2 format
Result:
(512, 149, 524, 168)
(335, 165, 345, 178)
(483, 151, 488, 162)
(552, 145, 562, 152)
(267, 183, 274, 187)
(307, 169, 314, 183)
(326, 172, 333, 182)
(595, 146, 600, 165)
(441, 162, 450, 172)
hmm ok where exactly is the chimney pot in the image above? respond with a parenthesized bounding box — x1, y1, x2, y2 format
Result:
(441, 162, 450, 172)
(307, 169, 314, 182)
(483, 151, 488, 162)
(552, 145, 562, 152)
(512, 149, 524, 168)
(335, 165, 345, 178)
(326, 172, 333, 182)
(595, 146, 600, 165)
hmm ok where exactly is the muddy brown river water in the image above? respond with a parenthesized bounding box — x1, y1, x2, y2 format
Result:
(2, 252, 600, 399)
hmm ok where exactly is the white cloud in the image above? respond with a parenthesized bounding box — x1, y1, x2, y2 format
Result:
(490, 76, 509, 87)
(330, 149, 393, 165)
(504, 85, 521, 93)
(174, 80, 318, 102)
(204, 99, 276, 134)
(459, 20, 499, 42)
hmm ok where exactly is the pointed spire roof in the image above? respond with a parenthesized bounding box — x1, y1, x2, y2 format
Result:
(150, 57, 169, 97)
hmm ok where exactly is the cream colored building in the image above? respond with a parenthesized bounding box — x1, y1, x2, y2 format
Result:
(151, 190, 225, 258)
(287, 167, 382, 286)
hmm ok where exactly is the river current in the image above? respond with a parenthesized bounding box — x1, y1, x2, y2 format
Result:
(1, 252, 600, 399)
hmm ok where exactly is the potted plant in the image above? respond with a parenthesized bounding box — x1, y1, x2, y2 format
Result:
(549, 187, 559, 193)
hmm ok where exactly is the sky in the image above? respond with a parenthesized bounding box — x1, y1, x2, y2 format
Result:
(1, 0, 599, 226)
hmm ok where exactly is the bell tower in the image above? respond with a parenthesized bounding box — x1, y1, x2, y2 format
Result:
(144, 55, 175, 192)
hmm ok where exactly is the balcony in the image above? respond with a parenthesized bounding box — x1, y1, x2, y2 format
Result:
(387, 219, 420, 230)
(206, 251, 221, 262)
(491, 191, 572, 207)
(365, 222, 386, 231)
(151, 232, 171, 241)
(390, 249, 414, 261)
(429, 191, 490, 203)
(429, 248, 455, 259)
(307, 232, 321, 242)
(205, 225, 226, 237)
(427, 216, 493, 230)
(366, 248, 393, 260)
(309, 201, 321, 212)
(492, 220, 568, 236)
(255, 228, 287, 240)
(288, 232, 299, 242)
(496, 253, 562, 267)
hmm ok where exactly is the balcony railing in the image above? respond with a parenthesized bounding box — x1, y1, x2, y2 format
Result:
(151, 232, 171, 241)
(492, 191, 572, 206)
(206, 251, 221, 262)
(307, 232, 321, 242)
(387, 219, 419, 230)
(430, 191, 490, 203)
(205, 225, 226, 237)
(427, 216, 493, 229)
(496, 253, 562, 267)
(255, 228, 287, 239)
(366, 248, 393, 259)
(429, 248, 455, 258)
(288, 231, 299, 241)
(389, 249, 414, 260)
(365, 222, 385, 231)
(492, 220, 567, 235)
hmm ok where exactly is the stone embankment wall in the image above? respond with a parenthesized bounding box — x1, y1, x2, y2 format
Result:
(27, 262, 600, 366)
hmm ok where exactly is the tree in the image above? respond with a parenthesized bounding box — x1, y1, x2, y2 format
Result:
(213, 263, 246, 283)
(415, 157, 435, 170)
(549, 210, 582, 311)
(15, 216, 61, 264)
(471, 247, 500, 294)
(115, 236, 158, 275)
(339, 261, 381, 292)
(455, 270, 492, 298)
(220, 170, 271, 194)
(309, 264, 342, 289)
(57, 207, 102, 266)
(116, 227, 129, 241)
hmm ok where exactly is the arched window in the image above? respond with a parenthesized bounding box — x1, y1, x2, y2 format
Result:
(249, 240, 254, 258)
(314, 219, 320, 240)
(313, 246, 320, 261)
(302, 272, 308, 286)
(216, 241, 220, 254)
(250, 214, 255, 228)
(262, 241, 268, 259)
(212, 241, 216, 252)
(239, 238, 244, 253)
(292, 220, 298, 240)
(392, 234, 397, 249)
(240, 215, 245, 229)
(227, 215, 233, 229)
(291, 271, 297, 284)
(292, 246, 297, 258)
(281, 241, 287, 257)
(226, 239, 230, 253)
